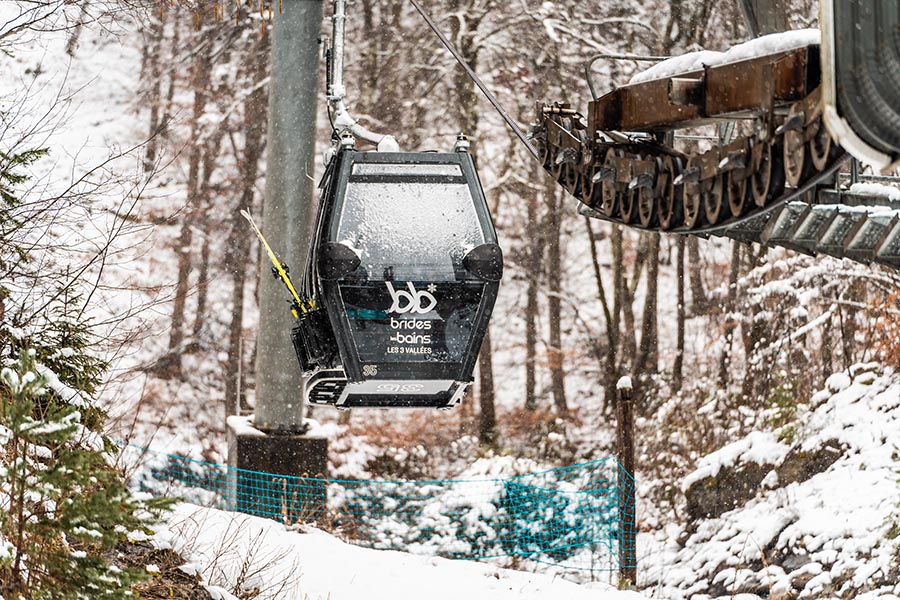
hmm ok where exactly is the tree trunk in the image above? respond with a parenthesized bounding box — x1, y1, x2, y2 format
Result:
(524, 246, 540, 410)
(478, 328, 498, 448)
(224, 30, 269, 414)
(673, 236, 686, 392)
(459, 385, 476, 438)
(688, 236, 708, 314)
(165, 33, 212, 374)
(546, 181, 567, 415)
(634, 233, 660, 415)
(586, 218, 617, 411)
(142, 9, 164, 172)
(524, 161, 543, 411)
(524, 281, 539, 410)
(189, 126, 227, 344)
(618, 233, 638, 369)
(449, 1, 498, 432)
(65, 0, 91, 57)
(160, 15, 180, 143)
(841, 278, 866, 367)
(191, 213, 212, 346)
(718, 242, 742, 387)
(820, 310, 834, 379)
(611, 225, 627, 389)
(635, 232, 660, 376)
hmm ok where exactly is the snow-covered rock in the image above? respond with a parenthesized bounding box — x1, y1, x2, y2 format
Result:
(642, 365, 900, 599)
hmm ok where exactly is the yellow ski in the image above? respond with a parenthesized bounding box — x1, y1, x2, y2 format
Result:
(240, 209, 310, 317)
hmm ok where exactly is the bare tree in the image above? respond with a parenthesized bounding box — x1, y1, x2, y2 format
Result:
(164, 25, 214, 375)
(718, 242, 741, 387)
(687, 236, 709, 314)
(585, 218, 617, 410)
(673, 236, 686, 392)
(224, 26, 270, 417)
(523, 158, 545, 410)
(546, 180, 568, 415)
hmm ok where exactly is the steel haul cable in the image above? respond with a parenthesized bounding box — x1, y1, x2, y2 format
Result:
(408, 0, 540, 162)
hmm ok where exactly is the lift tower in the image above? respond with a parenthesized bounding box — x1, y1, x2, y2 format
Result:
(228, 1, 328, 516)
(739, 0, 789, 37)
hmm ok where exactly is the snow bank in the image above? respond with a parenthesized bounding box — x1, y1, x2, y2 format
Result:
(630, 29, 820, 84)
(154, 503, 646, 600)
(643, 365, 900, 599)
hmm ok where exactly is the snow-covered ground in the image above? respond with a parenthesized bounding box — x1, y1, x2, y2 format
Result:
(640, 364, 900, 599)
(151, 502, 646, 600)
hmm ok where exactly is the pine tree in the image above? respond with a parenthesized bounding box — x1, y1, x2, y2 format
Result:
(1, 141, 172, 597)
(0, 351, 165, 599)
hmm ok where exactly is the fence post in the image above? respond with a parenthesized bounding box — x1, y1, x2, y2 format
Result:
(616, 376, 636, 587)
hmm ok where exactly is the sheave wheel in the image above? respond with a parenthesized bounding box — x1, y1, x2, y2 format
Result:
(751, 139, 785, 207)
(658, 156, 683, 230)
(601, 150, 620, 218)
(783, 107, 810, 187)
(682, 156, 704, 228)
(808, 117, 833, 172)
(581, 148, 601, 207)
(636, 157, 659, 228)
(621, 180, 637, 225)
(702, 173, 725, 226)
(726, 170, 749, 217)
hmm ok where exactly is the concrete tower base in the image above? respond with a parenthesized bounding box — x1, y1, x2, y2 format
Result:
(226, 416, 328, 523)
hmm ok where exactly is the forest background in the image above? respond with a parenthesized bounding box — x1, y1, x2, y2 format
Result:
(2, 0, 898, 595)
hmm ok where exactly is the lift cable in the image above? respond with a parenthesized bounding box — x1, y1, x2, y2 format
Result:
(408, 0, 540, 162)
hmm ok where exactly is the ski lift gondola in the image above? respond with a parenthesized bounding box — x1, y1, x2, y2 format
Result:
(291, 136, 502, 409)
(245, 0, 506, 410)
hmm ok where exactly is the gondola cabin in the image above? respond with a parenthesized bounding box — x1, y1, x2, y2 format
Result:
(295, 141, 502, 409)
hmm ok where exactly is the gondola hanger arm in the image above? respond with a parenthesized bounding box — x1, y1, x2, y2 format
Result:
(328, 0, 399, 151)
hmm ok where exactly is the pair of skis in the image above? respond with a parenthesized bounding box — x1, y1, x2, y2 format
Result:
(240, 210, 311, 318)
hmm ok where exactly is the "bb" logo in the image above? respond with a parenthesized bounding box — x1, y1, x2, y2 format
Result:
(385, 281, 437, 314)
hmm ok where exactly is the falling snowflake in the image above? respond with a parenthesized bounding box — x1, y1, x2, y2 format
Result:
(427, 283, 437, 294)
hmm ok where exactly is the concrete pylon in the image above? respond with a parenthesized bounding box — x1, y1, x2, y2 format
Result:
(254, 0, 323, 433)
(228, 0, 328, 521)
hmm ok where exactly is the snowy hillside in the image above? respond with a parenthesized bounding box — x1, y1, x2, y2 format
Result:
(642, 364, 900, 599)
(152, 503, 647, 600)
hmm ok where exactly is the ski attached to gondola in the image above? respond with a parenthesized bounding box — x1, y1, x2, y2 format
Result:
(240, 209, 311, 318)
(241, 209, 339, 377)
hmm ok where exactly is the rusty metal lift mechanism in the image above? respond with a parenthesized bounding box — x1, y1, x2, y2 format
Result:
(410, 0, 900, 271)
(531, 29, 900, 271)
